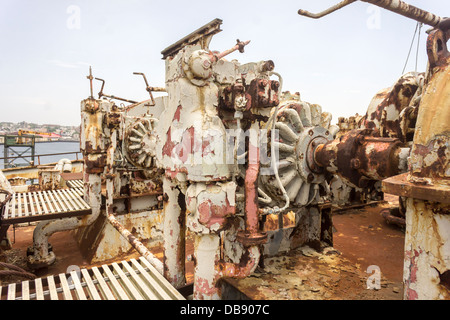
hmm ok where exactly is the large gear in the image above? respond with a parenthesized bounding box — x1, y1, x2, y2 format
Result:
(259, 98, 338, 207)
(124, 118, 158, 169)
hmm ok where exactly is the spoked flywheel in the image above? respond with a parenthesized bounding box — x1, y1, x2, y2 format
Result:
(259, 97, 338, 207)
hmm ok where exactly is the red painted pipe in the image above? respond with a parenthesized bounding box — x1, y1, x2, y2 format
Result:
(244, 129, 260, 236)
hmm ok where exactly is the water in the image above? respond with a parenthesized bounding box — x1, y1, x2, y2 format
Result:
(0, 141, 81, 169)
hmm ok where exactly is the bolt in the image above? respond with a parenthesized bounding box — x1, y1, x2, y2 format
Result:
(259, 79, 268, 89)
(309, 130, 314, 136)
(271, 81, 280, 91)
(203, 59, 211, 68)
(350, 158, 361, 169)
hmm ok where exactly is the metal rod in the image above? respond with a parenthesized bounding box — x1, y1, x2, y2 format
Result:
(0, 151, 82, 162)
(106, 212, 164, 276)
(298, 0, 357, 19)
(95, 78, 138, 104)
(298, 0, 442, 27)
(360, 0, 442, 27)
(86, 66, 94, 99)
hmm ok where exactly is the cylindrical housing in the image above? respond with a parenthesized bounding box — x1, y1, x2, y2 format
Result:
(314, 129, 407, 187)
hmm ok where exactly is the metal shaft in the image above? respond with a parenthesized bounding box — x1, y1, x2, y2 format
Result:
(298, 0, 442, 27)
(361, 0, 442, 27)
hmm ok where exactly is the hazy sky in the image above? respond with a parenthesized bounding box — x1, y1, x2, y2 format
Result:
(0, 0, 447, 126)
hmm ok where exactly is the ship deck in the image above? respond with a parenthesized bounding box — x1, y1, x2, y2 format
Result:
(0, 194, 404, 300)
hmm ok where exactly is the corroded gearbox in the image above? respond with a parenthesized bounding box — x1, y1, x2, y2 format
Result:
(259, 95, 339, 207)
(124, 117, 158, 169)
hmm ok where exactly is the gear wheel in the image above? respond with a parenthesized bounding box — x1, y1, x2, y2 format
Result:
(124, 118, 158, 168)
(259, 99, 338, 207)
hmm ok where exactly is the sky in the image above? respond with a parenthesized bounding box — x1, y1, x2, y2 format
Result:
(0, 0, 447, 126)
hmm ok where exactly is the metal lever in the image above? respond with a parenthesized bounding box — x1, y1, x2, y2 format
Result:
(86, 66, 94, 99)
(94, 78, 138, 104)
(133, 72, 166, 106)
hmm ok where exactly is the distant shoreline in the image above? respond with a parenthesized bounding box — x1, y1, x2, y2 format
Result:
(0, 140, 80, 145)
(34, 140, 80, 143)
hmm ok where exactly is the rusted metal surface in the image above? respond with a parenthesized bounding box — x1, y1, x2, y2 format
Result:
(383, 174, 450, 204)
(161, 18, 223, 59)
(402, 199, 450, 300)
(361, 72, 424, 143)
(191, 233, 260, 300)
(360, 0, 442, 27)
(54, 9, 447, 301)
(380, 208, 405, 228)
(237, 122, 267, 246)
(106, 211, 164, 275)
(408, 30, 449, 185)
(38, 166, 61, 191)
(186, 181, 236, 233)
(314, 129, 409, 188)
(222, 245, 389, 300)
(382, 25, 449, 300)
(163, 175, 186, 288)
(298, 0, 442, 27)
(258, 94, 337, 208)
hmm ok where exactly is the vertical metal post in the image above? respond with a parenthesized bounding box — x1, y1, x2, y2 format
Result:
(382, 28, 450, 300)
(163, 176, 186, 289)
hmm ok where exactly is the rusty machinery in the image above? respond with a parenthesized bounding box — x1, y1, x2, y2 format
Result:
(69, 18, 341, 299)
(298, 0, 450, 300)
(26, 1, 448, 300)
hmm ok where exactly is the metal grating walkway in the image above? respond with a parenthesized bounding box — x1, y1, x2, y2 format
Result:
(66, 179, 83, 189)
(0, 257, 185, 300)
(1, 187, 90, 225)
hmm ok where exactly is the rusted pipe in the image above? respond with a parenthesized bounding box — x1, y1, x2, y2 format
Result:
(360, 0, 442, 27)
(237, 122, 267, 246)
(104, 130, 164, 275)
(380, 208, 405, 227)
(244, 126, 260, 236)
(298, 0, 357, 19)
(298, 0, 442, 27)
(211, 40, 251, 62)
(106, 211, 164, 275)
(193, 233, 260, 300)
(313, 129, 409, 188)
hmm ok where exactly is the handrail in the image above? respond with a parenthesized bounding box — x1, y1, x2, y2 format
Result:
(0, 151, 81, 162)
(0, 151, 82, 169)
